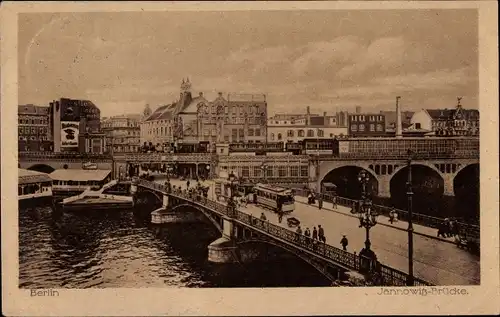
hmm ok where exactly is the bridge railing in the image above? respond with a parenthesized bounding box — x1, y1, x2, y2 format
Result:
(120, 153, 216, 162)
(19, 151, 112, 160)
(323, 152, 479, 160)
(292, 188, 479, 232)
(134, 179, 432, 286)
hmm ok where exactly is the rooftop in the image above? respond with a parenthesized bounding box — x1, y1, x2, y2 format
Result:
(426, 108, 479, 120)
(50, 169, 111, 182)
(19, 169, 53, 185)
(18, 104, 49, 115)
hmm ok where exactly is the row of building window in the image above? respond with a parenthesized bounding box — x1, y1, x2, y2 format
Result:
(228, 128, 262, 138)
(226, 165, 309, 178)
(19, 127, 48, 134)
(269, 129, 325, 140)
(102, 122, 140, 128)
(350, 123, 384, 132)
(19, 118, 48, 125)
(201, 104, 262, 115)
(143, 120, 173, 127)
(107, 130, 140, 137)
(350, 115, 383, 122)
(147, 126, 173, 136)
(199, 117, 264, 125)
(19, 136, 49, 141)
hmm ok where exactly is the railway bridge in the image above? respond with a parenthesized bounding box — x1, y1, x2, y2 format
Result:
(130, 178, 431, 287)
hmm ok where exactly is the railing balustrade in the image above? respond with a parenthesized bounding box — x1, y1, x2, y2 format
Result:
(293, 188, 479, 231)
(134, 178, 432, 286)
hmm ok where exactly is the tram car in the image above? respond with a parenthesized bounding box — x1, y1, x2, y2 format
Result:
(253, 183, 295, 213)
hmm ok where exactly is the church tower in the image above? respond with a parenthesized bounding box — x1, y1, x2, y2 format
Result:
(175, 78, 193, 115)
(143, 104, 152, 120)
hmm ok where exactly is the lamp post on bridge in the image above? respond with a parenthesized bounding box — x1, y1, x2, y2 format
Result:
(228, 171, 237, 217)
(260, 162, 268, 183)
(406, 149, 415, 286)
(206, 164, 211, 179)
(356, 170, 378, 273)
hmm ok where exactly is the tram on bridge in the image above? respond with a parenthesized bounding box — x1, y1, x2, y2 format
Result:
(254, 183, 295, 213)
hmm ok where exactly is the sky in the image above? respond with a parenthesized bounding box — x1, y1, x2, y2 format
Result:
(18, 9, 478, 117)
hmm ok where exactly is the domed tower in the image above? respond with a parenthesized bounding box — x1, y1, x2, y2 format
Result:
(143, 104, 152, 119)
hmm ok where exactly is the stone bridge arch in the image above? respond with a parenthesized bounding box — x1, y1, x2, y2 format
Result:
(135, 188, 163, 206)
(237, 238, 340, 282)
(452, 163, 479, 219)
(170, 202, 224, 233)
(26, 163, 55, 174)
(318, 161, 379, 199)
(389, 163, 445, 214)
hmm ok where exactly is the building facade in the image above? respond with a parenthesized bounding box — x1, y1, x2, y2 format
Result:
(204, 92, 267, 144)
(410, 99, 479, 136)
(140, 104, 176, 147)
(48, 98, 106, 153)
(347, 113, 386, 137)
(102, 114, 142, 153)
(18, 104, 52, 152)
(267, 107, 348, 142)
(140, 78, 268, 150)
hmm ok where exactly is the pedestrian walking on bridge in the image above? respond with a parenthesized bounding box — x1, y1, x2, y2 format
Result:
(318, 196, 323, 210)
(389, 208, 396, 224)
(295, 225, 302, 242)
(318, 225, 325, 243)
(312, 227, 318, 241)
(340, 235, 348, 251)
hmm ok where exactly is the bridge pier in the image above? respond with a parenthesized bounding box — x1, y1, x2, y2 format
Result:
(377, 175, 391, 198)
(208, 237, 239, 263)
(130, 182, 137, 195)
(443, 174, 455, 196)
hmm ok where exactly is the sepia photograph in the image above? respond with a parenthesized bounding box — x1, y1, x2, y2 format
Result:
(1, 1, 499, 316)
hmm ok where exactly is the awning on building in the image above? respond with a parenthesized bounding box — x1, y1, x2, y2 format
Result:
(50, 169, 111, 182)
(19, 169, 52, 185)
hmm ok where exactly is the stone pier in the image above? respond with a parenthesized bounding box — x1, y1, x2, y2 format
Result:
(207, 237, 239, 263)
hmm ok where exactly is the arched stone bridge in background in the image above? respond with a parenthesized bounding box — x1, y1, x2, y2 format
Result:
(130, 178, 432, 287)
(316, 157, 479, 197)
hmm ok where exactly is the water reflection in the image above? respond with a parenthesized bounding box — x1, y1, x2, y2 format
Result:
(19, 205, 331, 288)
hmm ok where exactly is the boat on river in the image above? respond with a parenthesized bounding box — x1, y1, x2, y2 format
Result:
(58, 179, 134, 212)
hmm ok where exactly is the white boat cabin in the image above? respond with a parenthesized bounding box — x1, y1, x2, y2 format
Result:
(50, 169, 112, 193)
(18, 169, 53, 200)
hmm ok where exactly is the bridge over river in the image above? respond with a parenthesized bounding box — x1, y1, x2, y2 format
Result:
(130, 178, 480, 286)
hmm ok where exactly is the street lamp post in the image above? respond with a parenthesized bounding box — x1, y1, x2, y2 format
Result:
(206, 164, 210, 179)
(260, 162, 268, 183)
(228, 171, 237, 217)
(357, 170, 377, 249)
(407, 149, 415, 286)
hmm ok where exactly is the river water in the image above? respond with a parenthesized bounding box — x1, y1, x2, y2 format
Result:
(19, 204, 331, 289)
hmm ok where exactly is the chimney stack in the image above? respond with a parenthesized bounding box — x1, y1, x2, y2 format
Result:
(355, 106, 361, 114)
(396, 96, 403, 138)
(306, 106, 311, 125)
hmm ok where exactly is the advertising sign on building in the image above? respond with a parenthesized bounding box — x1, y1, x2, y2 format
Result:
(82, 162, 98, 170)
(338, 140, 350, 153)
(61, 121, 79, 148)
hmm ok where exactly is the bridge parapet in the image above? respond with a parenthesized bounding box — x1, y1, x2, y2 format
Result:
(115, 152, 216, 163)
(293, 188, 480, 234)
(133, 178, 432, 286)
(19, 151, 113, 161)
(316, 151, 479, 161)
